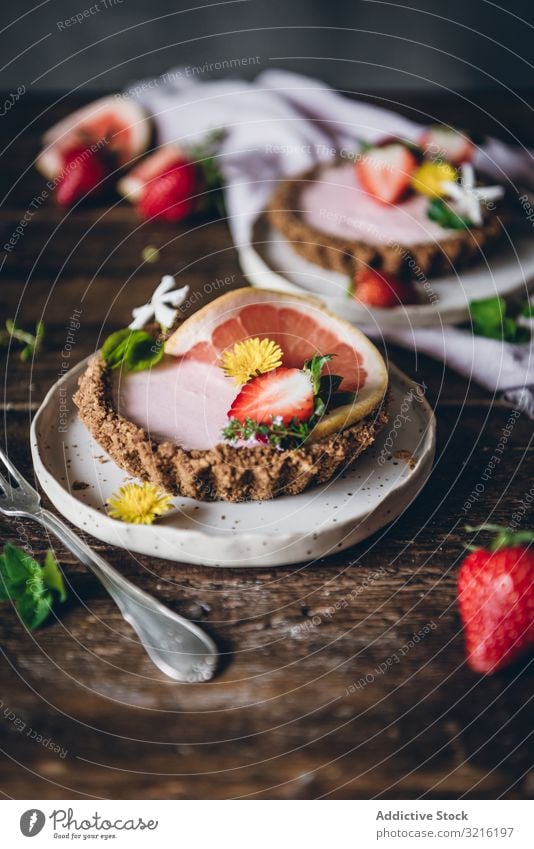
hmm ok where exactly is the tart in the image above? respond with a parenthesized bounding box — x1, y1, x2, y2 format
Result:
(267, 131, 508, 281)
(74, 287, 388, 502)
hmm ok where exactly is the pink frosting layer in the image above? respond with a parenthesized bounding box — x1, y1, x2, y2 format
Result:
(112, 357, 237, 451)
(300, 162, 452, 245)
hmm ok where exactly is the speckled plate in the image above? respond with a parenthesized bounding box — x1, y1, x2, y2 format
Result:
(239, 214, 534, 329)
(31, 361, 435, 567)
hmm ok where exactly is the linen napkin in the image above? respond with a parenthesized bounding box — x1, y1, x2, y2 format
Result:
(127, 69, 534, 415)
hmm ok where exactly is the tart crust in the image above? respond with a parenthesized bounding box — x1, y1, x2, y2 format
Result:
(74, 356, 388, 503)
(267, 162, 507, 279)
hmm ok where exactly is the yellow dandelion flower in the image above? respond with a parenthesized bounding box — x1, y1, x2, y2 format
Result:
(106, 482, 173, 525)
(220, 337, 283, 385)
(411, 160, 458, 198)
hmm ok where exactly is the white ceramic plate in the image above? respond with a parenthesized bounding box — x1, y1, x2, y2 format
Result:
(239, 215, 534, 329)
(31, 361, 435, 567)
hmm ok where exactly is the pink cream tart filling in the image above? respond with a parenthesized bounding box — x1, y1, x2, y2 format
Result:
(112, 356, 238, 451)
(300, 162, 454, 246)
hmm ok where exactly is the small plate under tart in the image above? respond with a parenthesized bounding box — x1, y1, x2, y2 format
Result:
(239, 213, 534, 330)
(31, 361, 435, 568)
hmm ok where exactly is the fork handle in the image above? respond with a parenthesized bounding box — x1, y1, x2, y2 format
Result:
(37, 508, 145, 606)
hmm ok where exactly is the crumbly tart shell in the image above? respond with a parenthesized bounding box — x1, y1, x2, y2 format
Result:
(74, 356, 388, 503)
(266, 163, 508, 279)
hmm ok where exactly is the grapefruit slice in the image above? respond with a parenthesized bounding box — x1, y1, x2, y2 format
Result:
(37, 96, 151, 179)
(165, 288, 388, 441)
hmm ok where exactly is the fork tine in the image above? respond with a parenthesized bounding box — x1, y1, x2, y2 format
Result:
(0, 466, 14, 497)
(0, 446, 38, 496)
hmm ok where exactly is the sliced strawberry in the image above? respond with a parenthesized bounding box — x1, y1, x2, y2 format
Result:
(228, 367, 314, 426)
(137, 160, 199, 221)
(356, 143, 417, 205)
(352, 268, 418, 309)
(55, 145, 107, 206)
(420, 125, 474, 165)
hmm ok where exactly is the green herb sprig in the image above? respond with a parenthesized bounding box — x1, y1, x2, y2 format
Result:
(223, 416, 313, 449)
(0, 319, 45, 361)
(0, 544, 66, 630)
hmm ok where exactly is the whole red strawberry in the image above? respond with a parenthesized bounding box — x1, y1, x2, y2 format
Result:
(352, 268, 418, 309)
(56, 145, 107, 206)
(138, 160, 199, 221)
(458, 525, 534, 673)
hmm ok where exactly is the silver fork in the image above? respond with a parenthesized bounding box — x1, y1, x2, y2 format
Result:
(0, 447, 217, 683)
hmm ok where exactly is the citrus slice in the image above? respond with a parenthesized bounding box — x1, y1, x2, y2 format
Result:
(37, 96, 150, 179)
(165, 288, 387, 440)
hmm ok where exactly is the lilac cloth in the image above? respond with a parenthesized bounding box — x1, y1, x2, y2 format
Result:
(127, 69, 534, 416)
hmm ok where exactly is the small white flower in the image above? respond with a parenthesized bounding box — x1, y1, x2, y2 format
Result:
(442, 163, 504, 227)
(129, 275, 189, 331)
(272, 416, 283, 426)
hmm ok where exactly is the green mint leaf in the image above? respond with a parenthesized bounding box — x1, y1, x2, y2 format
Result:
(102, 329, 164, 372)
(0, 544, 67, 630)
(126, 333, 164, 372)
(330, 390, 357, 407)
(101, 328, 133, 368)
(41, 550, 67, 602)
(427, 198, 471, 230)
(469, 297, 530, 344)
(521, 302, 534, 318)
(0, 555, 12, 601)
(2, 542, 39, 588)
(16, 588, 53, 631)
(318, 374, 344, 399)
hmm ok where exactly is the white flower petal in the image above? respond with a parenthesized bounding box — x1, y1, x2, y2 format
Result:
(475, 186, 505, 202)
(153, 274, 177, 300)
(460, 163, 475, 190)
(163, 284, 190, 307)
(129, 304, 154, 330)
(155, 301, 179, 330)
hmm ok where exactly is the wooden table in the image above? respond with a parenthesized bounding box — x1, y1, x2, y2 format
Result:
(0, 93, 532, 800)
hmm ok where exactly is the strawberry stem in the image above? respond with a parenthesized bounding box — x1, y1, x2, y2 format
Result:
(465, 524, 534, 552)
